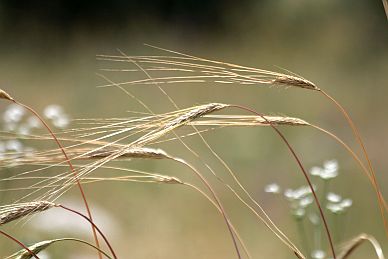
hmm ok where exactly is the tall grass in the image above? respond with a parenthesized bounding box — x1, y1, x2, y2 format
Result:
(0, 46, 386, 258)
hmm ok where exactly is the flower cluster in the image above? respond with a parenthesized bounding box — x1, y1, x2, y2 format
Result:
(265, 159, 353, 258)
(309, 159, 338, 180)
(2, 103, 70, 134)
(326, 192, 352, 214)
(0, 104, 71, 164)
(265, 183, 315, 219)
(2, 104, 40, 134)
(43, 105, 70, 129)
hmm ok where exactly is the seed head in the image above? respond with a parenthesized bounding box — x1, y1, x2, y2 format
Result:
(0, 89, 14, 101)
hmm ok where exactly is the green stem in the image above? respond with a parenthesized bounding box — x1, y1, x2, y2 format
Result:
(296, 219, 310, 256)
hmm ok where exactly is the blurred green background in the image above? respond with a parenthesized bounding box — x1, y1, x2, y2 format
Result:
(0, 1, 387, 258)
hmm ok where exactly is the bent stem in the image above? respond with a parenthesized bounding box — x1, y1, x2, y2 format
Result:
(320, 90, 388, 237)
(56, 204, 117, 259)
(0, 230, 39, 259)
(230, 104, 336, 259)
(225, 182, 305, 258)
(192, 133, 304, 257)
(11, 98, 104, 259)
(311, 124, 388, 213)
(51, 238, 112, 259)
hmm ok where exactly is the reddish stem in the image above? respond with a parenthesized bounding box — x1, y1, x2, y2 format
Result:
(0, 230, 39, 259)
(13, 100, 103, 259)
(320, 90, 388, 237)
(230, 104, 336, 259)
(57, 204, 117, 259)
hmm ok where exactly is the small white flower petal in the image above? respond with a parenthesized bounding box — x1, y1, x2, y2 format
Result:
(327, 203, 344, 214)
(310, 166, 322, 176)
(327, 192, 342, 203)
(284, 189, 295, 200)
(320, 170, 338, 180)
(340, 199, 353, 208)
(3, 104, 25, 123)
(324, 159, 338, 172)
(53, 115, 70, 129)
(27, 116, 41, 128)
(311, 250, 326, 259)
(299, 196, 314, 207)
(44, 105, 64, 119)
(265, 183, 281, 194)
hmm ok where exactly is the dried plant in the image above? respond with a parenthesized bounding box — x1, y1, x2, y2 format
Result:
(0, 201, 54, 225)
(0, 45, 386, 259)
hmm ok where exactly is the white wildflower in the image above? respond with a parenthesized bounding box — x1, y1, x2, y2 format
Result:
(311, 250, 326, 259)
(327, 192, 342, 203)
(265, 183, 281, 194)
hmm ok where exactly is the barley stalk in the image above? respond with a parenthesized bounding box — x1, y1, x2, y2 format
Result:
(0, 201, 54, 225)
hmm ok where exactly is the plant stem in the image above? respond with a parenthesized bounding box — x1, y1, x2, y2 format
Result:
(320, 90, 388, 237)
(296, 219, 310, 256)
(57, 204, 117, 259)
(0, 230, 39, 259)
(13, 100, 103, 259)
(230, 104, 336, 259)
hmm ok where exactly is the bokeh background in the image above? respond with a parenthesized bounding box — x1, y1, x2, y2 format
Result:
(0, 1, 387, 258)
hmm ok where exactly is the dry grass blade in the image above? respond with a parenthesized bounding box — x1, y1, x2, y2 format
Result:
(0, 201, 54, 225)
(338, 233, 385, 259)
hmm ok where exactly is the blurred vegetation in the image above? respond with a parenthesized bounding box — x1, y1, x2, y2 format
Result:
(0, 1, 387, 258)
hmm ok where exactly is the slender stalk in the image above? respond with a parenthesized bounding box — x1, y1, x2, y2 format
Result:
(5, 238, 112, 259)
(0, 230, 39, 259)
(111, 52, 242, 258)
(226, 183, 305, 258)
(47, 238, 112, 259)
(12, 99, 103, 259)
(320, 90, 388, 237)
(57, 204, 117, 259)
(311, 124, 388, 214)
(230, 104, 336, 259)
(296, 219, 310, 257)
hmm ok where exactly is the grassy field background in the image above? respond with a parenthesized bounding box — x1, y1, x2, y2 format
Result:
(0, 1, 387, 258)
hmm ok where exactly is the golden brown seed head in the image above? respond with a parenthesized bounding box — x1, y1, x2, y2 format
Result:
(163, 103, 228, 130)
(88, 147, 170, 160)
(273, 75, 319, 91)
(0, 201, 55, 225)
(0, 89, 14, 101)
